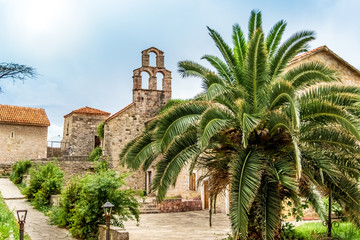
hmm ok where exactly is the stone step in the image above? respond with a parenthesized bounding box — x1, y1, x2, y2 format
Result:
(139, 209, 160, 214)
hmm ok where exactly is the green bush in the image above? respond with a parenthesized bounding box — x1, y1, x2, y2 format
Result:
(24, 162, 64, 209)
(97, 122, 105, 140)
(10, 160, 32, 184)
(50, 170, 139, 239)
(88, 147, 102, 162)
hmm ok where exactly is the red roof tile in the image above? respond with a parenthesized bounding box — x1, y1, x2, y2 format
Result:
(105, 103, 135, 123)
(64, 106, 110, 118)
(0, 104, 50, 126)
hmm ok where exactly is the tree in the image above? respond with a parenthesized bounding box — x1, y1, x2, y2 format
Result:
(120, 10, 360, 239)
(0, 63, 37, 92)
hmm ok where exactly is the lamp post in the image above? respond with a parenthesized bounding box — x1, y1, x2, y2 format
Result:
(16, 210, 27, 240)
(102, 201, 114, 240)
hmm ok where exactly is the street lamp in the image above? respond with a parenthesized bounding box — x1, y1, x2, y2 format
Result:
(16, 210, 27, 240)
(102, 200, 114, 240)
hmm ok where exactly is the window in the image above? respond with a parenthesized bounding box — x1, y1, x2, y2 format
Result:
(10, 131, 15, 139)
(66, 123, 69, 136)
(189, 172, 196, 191)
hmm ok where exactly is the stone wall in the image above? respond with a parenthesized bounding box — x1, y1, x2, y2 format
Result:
(0, 124, 47, 163)
(287, 50, 360, 85)
(0, 163, 12, 175)
(98, 225, 129, 240)
(62, 113, 108, 156)
(33, 157, 93, 180)
(158, 198, 202, 213)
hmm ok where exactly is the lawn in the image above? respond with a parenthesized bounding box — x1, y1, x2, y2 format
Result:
(0, 192, 31, 240)
(0, 192, 20, 240)
(293, 222, 360, 240)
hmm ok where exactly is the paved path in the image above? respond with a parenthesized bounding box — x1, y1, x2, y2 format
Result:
(124, 211, 231, 240)
(0, 178, 75, 240)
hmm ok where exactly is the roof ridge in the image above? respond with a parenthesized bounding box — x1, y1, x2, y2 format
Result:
(64, 106, 111, 118)
(105, 102, 135, 123)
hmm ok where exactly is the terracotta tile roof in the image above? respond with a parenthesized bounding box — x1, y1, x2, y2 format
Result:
(105, 103, 135, 123)
(64, 106, 110, 118)
(289, 45, 360, 76)
(0, 104, 50, 126)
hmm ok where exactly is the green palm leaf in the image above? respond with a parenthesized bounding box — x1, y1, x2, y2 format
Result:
(230, 149, 263, 239)
(269, 31, 315, 81)
(266, 20, 287, 59)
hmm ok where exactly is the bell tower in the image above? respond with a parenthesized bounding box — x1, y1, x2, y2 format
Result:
(132, 47, 172, 111)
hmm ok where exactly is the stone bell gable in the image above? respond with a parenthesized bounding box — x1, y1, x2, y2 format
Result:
(103, 47, 172, 176)
(132, 47, 172, 116)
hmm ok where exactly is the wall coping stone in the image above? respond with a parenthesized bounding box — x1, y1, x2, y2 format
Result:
(98, 225, 129, 240)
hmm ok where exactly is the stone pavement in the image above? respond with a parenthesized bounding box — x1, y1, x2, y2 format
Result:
(124, 211, 231, 240)
(0, 178, 75, 240)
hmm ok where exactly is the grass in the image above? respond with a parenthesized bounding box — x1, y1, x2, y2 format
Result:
(293, 222, 360, 240)
(0, 192, 21, 240)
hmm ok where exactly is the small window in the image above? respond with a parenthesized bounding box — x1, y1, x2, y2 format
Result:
(189, 172, 196, 191)
(10, 131, 15, 139)
(66, 123, 69, 136)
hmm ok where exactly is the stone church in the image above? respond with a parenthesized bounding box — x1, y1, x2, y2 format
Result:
(62, 45, 360, 213)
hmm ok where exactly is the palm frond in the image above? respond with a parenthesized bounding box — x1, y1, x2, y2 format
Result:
(248, 9, 262, 40)
(284, 62, 339, 88)
(299, 180, 327, 222)
(265, 20, 287, 58)
(198, 106, 235, 149)
(178, 60, 213, 78)
(230, 149, 264, 239)
(207, 26, 242, 84)
(232, 23, 247, 70)
(269, 31, 315, 81)
(152, 130, 201, 202)
(243, 29, 267, 109)
(202, 55, 234, 84)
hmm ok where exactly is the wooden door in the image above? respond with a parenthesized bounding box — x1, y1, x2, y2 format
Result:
(203, 180, 209, 209)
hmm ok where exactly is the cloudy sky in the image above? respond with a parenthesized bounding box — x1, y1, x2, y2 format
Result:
(0, 0, 359, 140)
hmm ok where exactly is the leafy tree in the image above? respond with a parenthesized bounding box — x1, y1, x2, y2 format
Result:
(0, 63, 37, 92)
(120, 10, 360, 239)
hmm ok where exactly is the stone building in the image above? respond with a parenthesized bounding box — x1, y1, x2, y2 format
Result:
(287, 45, 360, 84)
(103, 47, 172, 189)
(61, 106, 110, 156)
(0, 104, 50, 163)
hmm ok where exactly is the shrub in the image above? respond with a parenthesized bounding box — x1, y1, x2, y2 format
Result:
(24, 162, 64, 209)
(97, 122, 105, 140)
(88, 147, 102, 162)
(50, 170, 139, 239)
(10, 160, 32, 184)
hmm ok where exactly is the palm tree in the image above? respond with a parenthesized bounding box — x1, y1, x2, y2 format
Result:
(121, 10, 360, 239)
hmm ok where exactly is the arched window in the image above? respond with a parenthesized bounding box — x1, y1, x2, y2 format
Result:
(156, 72, 164, 90)
(141, 71, 150, 89)
(149, 52, 156, 67)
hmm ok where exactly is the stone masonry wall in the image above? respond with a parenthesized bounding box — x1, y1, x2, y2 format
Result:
(62, 113, 108, 156)
(158, 198, 202, 213)
(0, 124, 47, 163)
(288, 51, 360, 85)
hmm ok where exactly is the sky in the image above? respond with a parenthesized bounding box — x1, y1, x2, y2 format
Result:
(0, 0, 360, 141)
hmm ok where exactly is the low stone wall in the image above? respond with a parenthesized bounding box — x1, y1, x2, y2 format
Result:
(33, 156, 93, 180)
(0, 157, 93, 180)
(0, 163, 12, 175)
(98, 225, 129, 240)
(159, 198, 202, 213)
